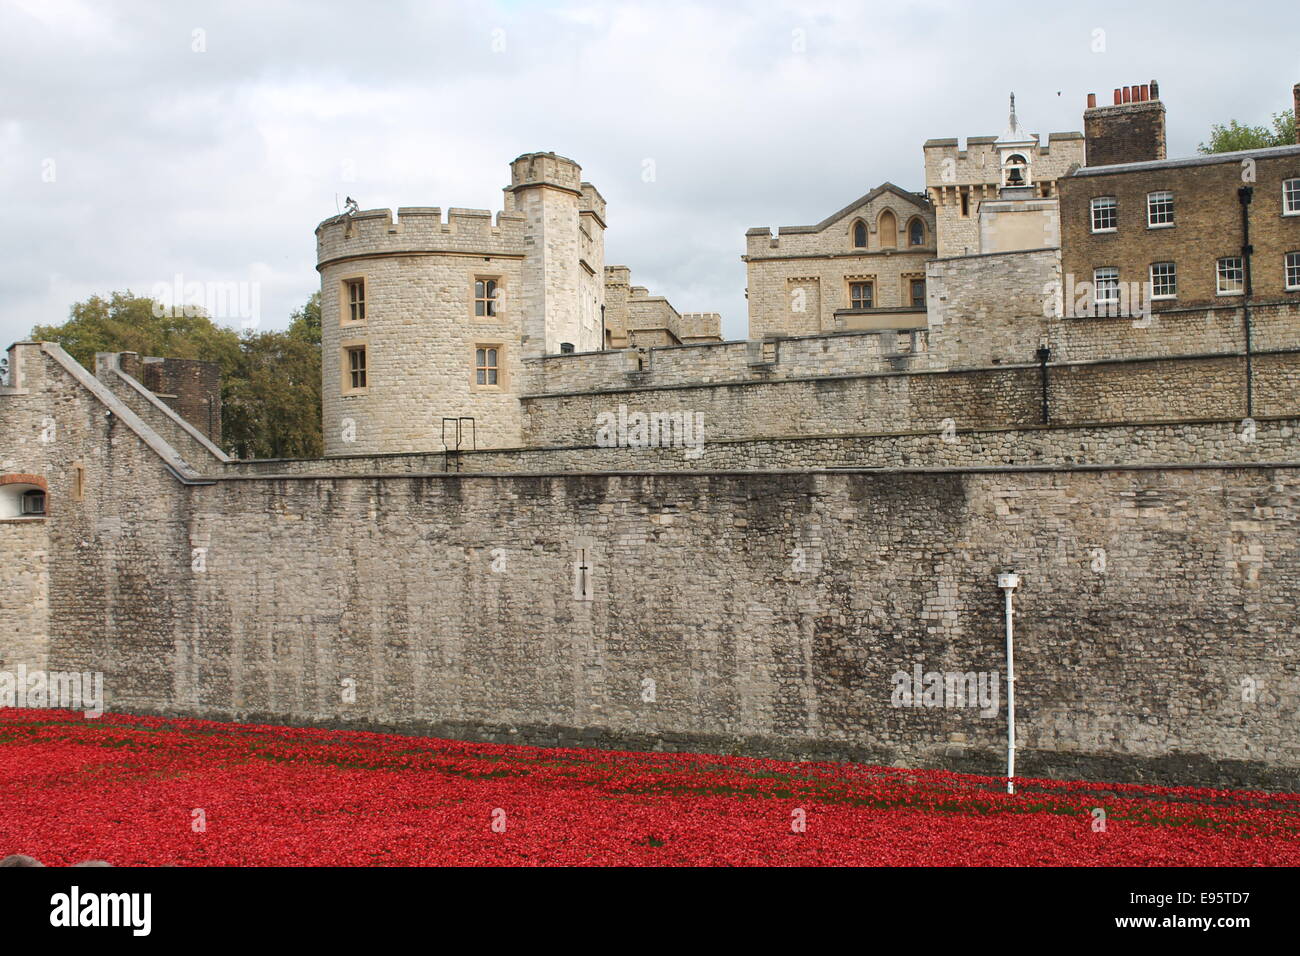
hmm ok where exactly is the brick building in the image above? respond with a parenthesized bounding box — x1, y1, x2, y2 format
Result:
(1060, 82, 1300, 316)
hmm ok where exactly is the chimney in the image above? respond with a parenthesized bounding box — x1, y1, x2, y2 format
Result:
(1294, 82, 1299, 144)
(1084, 78, 1167, 167)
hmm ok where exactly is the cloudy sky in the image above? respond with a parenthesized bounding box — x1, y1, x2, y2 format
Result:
(2, 0, 1296, 346)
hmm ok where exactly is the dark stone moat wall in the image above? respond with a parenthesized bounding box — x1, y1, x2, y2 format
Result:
(46, 465, 1300, 790)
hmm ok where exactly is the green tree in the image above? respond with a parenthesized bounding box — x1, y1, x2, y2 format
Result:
(33, 290, 322, 460)
(1198, 109, 1296, 153)
(223, 294, 322, 460)
(31, 290, 242, 375)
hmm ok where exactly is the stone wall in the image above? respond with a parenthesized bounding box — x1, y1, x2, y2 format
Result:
(7, 344, 1300, 787)
(522, 329, 929, 397)
(225, 415, 1300, 476)
(520, 350, 1300, 446)
(39, 461, 1300, 789)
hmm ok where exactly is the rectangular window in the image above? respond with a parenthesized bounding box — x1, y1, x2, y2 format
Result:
(345, 346, 367, 390)
(475, 346, 500, 386)
(1090, 197, 1117, 232)
(1286, 252, 1300, 291)
(1284, 179, 1300, 216)
(474, 278, 498, 317)
(1216, 257, 1244, 295)
(910, 279, 926, 308)
(1146, 191, 1174, 227)
(1149, 262, 1177, 299)
(1093, 267, 1120, 306)
(344, 279, 365, 322)
(20, 490, 46, 516)
(849, 281, 873, 309)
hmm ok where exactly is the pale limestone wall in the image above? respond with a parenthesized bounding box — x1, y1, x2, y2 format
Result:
(520, 351, 1300, 446)
(745, 185, 935, 338)
(522, 329, 928, 396)
(319, 249, 527, 455)
(225, 415, 1300, 477)
(0, 345, 188, 679)
(8, 342, 1300, 786)
(41, 462, 1300, 787)
(924, 133, 1084, 257)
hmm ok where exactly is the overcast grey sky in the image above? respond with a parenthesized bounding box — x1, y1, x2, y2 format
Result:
(2, 0, 1296, 346)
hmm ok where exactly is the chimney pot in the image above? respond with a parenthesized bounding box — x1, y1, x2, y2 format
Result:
(1140, 84, 1149, 102)
(1123, 86, 1131, 103)
(1087, 92, 1097, 108)
(1150, 79, 1159, 100)
(1113, 88, 1122, 105)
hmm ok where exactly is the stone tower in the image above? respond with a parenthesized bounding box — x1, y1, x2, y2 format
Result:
(314, 152, 606, 456)
(505, 152, 606, 357)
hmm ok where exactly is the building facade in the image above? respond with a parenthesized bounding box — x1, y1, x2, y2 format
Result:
(743, 184, 936, 340)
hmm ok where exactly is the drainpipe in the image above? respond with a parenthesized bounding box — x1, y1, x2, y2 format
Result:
(1036, 346, 1051, 424)
(600, 304, 606, 351)
(997, 572, 1021, 794)
(1238, 185, 1254, 418)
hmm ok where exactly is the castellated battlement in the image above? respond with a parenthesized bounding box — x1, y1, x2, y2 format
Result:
(315, 206, 529, 265)
(509, 150, 583, 192)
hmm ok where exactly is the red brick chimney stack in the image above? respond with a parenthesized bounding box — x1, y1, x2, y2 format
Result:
(1084, 79, 1166, 166)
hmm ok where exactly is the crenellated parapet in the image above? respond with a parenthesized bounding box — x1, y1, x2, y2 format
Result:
(315, 206, 529, 267)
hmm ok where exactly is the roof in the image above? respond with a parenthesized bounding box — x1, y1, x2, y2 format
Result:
(749, 182, 931, 237)
(1073, 144, 1300, 177)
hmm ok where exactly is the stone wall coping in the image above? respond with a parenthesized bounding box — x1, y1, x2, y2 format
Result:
(520, 346, 1300, 401)
(199, 461, 1300, 483)
(40, 343, 201, 483)
(224, 413, 1300, 467)
(96, 354, 233, 463)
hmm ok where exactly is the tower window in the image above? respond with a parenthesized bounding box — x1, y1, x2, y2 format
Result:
(909, 220, 925, 246)
(849, 282, 873, 309)
(474, 278, 499, 317)
(344, 279, 366, 322)
(19, 489, 46, 516)
(344, 346, 367, 390)
(1147, 191, 1174, 227)
(1090, 197, 1117, 232)
(852, 221, 867, 248)
(1216, 257, 1244, 296)
(911, 279, 926, 308)
(960, 189, 970, 218)
(475, 346, 500, 386)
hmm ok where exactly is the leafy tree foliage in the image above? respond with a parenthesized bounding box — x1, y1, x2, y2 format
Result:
(32, 291, 322, 460)
(1198, 109, 1296, 153)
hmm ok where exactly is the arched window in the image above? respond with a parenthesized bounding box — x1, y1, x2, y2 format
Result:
(878, 210, 897, 248)
(908, 219, 925, 246)
(852, 221, 867, 248)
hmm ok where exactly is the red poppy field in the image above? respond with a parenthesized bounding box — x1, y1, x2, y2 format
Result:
(2, 708, 1297, 866)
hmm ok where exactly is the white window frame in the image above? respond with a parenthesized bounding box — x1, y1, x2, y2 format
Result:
(1090, 197, 1117, 233)
(1285, 252, 1300, 291)
(1146, 191, 1174, 228)
(1284, 179, 1300, 216)
(1093, 267, 1120, 305)
(1149, 262, 1177, 299)
(1216, 257, 1244, 296)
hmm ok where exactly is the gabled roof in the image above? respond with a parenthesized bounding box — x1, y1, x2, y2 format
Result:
(753, 182, 931, 236)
